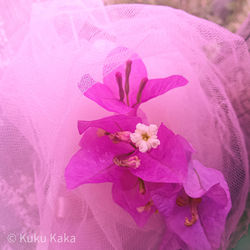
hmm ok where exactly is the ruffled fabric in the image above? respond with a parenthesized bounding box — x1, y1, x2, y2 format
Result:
(0, 1, 249, 250)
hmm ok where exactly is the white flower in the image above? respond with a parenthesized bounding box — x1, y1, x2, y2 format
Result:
(130, 123, 160, 153)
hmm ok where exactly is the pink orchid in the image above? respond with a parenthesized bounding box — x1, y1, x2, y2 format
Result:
(65, 115, 192, 226)
(152, 160, 231, 250)
(83, 47, 188, 114)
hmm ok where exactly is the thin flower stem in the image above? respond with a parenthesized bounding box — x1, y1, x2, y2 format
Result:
(115, 72, 124, 102)
(136, 77, 148, 105)
(115, 150, 136, 159)
(125, 60, 132, 106)
(138, 178, 146, 195)
(114, 121, 123, 132)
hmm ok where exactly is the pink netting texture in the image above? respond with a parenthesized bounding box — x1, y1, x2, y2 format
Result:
(0, 0, 249, 249)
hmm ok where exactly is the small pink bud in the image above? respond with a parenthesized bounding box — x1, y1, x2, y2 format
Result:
(96, 128, 107, 137)
(115, 131, 131, 142)
(109, 131, 132, 143)
(123, 156, 140, 169)
(113, 155, 141, 169)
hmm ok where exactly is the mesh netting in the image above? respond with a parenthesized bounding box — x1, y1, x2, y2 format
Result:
(0, 0, 250, 249)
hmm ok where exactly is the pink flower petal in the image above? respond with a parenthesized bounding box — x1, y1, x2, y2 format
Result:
(198, 184, 231, 249)
(140, 75, 188, 104)
(131, 124, 191, 183)
(152, 187, 211, 250)
(183, 160, 231, 199)
(152, 161, 231, 250)
(84, 83, 133, 114)
(112, 174, 156, 227)
(78, 115, 142, 135)
(167, 204, 212, 250)
(103, 51, 148, 108)
(83, 48, 189, 114)
(65, 128, 133, 189)
(151, 184, 182, 216)
(159, 230, 188, 250)
(184, 160, 231, 249)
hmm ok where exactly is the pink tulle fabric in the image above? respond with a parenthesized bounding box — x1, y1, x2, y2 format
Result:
(0, 0, 250, 249)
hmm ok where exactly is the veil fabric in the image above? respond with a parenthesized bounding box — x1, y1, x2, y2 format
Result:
(0, 0, 250, 249)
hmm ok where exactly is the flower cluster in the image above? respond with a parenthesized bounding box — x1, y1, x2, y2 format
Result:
(65, 47, 231, 249)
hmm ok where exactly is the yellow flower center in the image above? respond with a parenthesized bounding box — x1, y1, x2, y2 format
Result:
(142, 133, 150, 141)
